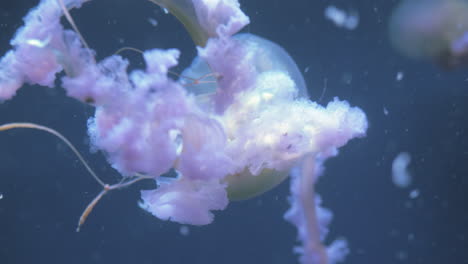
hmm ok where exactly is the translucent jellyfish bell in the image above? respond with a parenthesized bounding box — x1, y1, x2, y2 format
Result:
(227, 33, 308, 99)
(389, 0, 468, 68)
(181, 33, 307, 200)
(181, 33, 308, 109)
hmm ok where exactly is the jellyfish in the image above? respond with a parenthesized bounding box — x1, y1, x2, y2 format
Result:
(0, 0, 367, 263)
(389, 0, 468, 68)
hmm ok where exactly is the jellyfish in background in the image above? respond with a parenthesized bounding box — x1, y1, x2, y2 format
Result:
(389, 0, 468, 68)
(0, 0, 367, 263)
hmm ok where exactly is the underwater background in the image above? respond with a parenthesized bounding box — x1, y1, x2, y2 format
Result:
(0, 0, 467, 263)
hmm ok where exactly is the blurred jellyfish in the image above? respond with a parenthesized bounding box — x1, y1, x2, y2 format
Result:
(389, 0, 468, 68)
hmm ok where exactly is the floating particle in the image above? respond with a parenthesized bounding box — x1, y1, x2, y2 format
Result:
(179, 225, 190, 236)
(0, 193, 3, 200)
(396, 71, 404, 81)
(409, 189, 419, 199)
(383, 107, 389, 116)
(324, 6, 359, 30)
(392, 152, 412, 188)
(147, 18, 158, 27)
(304, 66, 310, 73)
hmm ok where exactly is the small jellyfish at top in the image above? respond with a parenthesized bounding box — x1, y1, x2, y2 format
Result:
(389, 0, 468, 68)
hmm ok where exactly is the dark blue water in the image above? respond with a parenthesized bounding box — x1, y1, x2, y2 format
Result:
(0, 0, 466, 263)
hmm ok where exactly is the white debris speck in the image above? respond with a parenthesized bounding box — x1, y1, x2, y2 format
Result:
(324, 6, 359, 30)
(396, 71, 404, 81)
(409, 189, 420, 199)
(383, 107, 389, 116)
(163, 7, 169, 14)
(304, 66, 310, 73)
(147, 18, 158, 27)
(179, 225, 190, 236)
(392, 152, 412, 188)
(0, 193, 3, 200)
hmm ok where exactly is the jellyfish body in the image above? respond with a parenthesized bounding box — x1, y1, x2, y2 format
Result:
(181, 33, 308, 200)
(389, 0, 468, 68)
(0, 0, 368, 263)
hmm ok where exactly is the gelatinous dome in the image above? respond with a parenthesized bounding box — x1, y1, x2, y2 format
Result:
(181, 33, 307, 101)
(181, 33, 308, 200)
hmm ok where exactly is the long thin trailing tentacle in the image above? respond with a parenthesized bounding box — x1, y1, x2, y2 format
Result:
(57, 0, 92, 55)
(114, 46, 144, 55)
(76, 186, 109, 232)
(0, 122, 154, 231)
(0, 122, 106, 187)
(76, 173, 153, 231)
